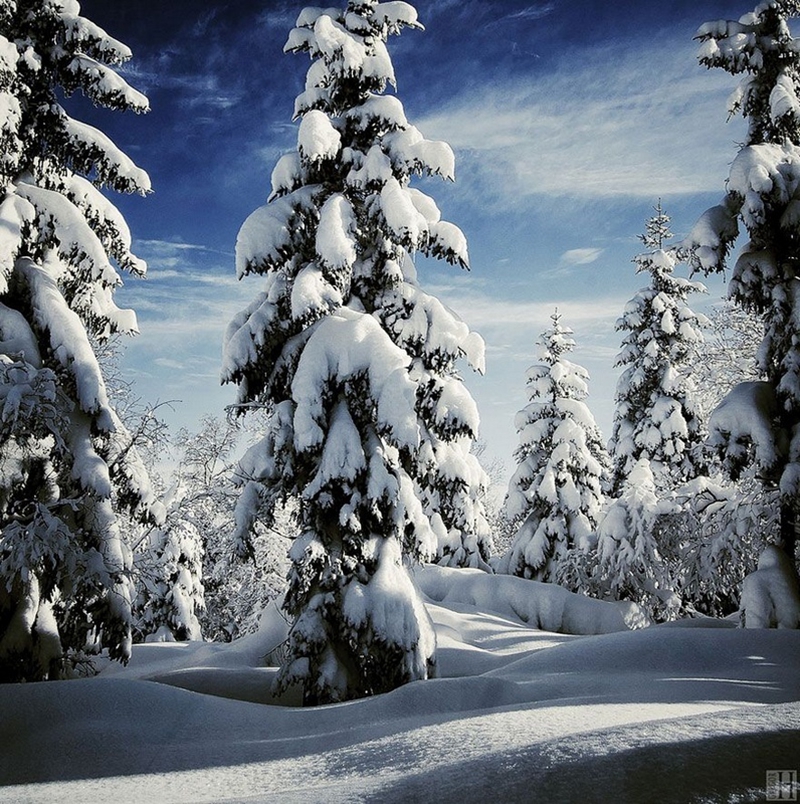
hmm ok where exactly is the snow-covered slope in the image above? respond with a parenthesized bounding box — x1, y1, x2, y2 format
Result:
(0, 573, 797, 803)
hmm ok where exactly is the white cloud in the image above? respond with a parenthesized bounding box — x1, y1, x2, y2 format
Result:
(417, 36, 746, 207)
(492, 3, 557, 24)
(560, 247, 604, 266)
(534, 246, 605, 279)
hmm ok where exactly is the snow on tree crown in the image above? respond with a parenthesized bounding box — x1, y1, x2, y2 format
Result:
(235, 1, 465, 282)
(225, 0, 475, 405)
(696, 1, 800, 143)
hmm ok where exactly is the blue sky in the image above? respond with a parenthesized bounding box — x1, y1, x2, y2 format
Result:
(77, 0, 746, 475)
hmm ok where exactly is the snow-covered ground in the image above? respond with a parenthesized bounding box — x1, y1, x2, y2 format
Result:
(1, 567, 798, 804)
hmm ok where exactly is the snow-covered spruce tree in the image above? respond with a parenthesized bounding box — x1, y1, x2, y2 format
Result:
(591, 459, 681, 621)
(0, 1, 159, 680)
(223, 2, 487, 703)
(498, 312, 609, 585)
(133, 481, 204, 643)
(685, 1, 800, 570)
(608, 202, 707, 495)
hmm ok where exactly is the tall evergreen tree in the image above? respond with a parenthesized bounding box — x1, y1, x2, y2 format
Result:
(685, 0, 800, 569)
(0, 0, 158, 680)
(498, 312, 608, 584)
(223, 1, 486, 704)
(609, 202, 707, 494)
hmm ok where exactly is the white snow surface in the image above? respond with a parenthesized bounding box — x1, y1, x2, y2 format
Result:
(1, 566, 798, 803)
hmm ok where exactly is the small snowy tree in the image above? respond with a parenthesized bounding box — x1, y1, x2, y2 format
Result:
(0, 1, 158, 680)
(740, 543, 800, 627)
(589, 459, 682, 621)
(223, 2, 486, 703)
(133, 482, 204, 643)
(609, 203, 707, 494)
(498, 312, 608, 585)
(686, 1, 800, 573)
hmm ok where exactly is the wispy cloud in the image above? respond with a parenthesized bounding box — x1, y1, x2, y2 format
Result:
(499, 3, 558, 23)
(429, 285, 623, 332)
(560, 247, 604, 266)
(418, 36, 745, 207)
(536, 246, 605, 279)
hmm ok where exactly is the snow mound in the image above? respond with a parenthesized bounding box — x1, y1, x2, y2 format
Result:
(0, 588, 798, 802)
(415, 565, 650, 634)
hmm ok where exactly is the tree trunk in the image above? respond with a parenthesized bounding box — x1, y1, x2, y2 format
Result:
(780, 500, 799, 574)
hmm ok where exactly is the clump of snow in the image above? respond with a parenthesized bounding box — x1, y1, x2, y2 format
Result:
(708, 380, 780, 475)
(235, 187, 316, 278)
(343, 538, 436, 680)
(298, 109, 341, 163)
(291, 308, 419, 452)
(741, 544, 800, 628)
(315, 193, 356, 270)
(290, 263, 343, 321)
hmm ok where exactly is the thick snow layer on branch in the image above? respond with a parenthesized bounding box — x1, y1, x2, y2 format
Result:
(62, 11, 134, 65)
(235, 187, 316, 278)
(18, 258, 113, 426)
(374, 2, 420, 30)
(0, 303, 40, 366)
(269, 153, 302, 199)
(381, 177, 427, 246)
(62, 173, 146, 276)
(298, 110, 341, 162)
(65, 54, 149, 112)
(384, 127, 456, 179)
(0, 193, 34, 294)
(429, 220, 468, 266)
(17, 182, 121, 288)
(343, 539, 435, 666)
(312, 15, 366, 75)
(407, 188, 440, 223)
(315, 194, 356, 270)
(291, 263, 343, 321)
(350, 94, 407, 131)
(305, 400, 366, 499)
(728, 144, 800, 232)
(681, 203, 739, 273)
(708, 381, 779, 471)
(221, 293, 278, 382)
(770, 72, 800, 125)
(66, 408, 113, 497)
(347, 144, 394, 189)
(291, 308, 418, 452)
(415, 565, 649, 635)
(61, 115, 151, 193)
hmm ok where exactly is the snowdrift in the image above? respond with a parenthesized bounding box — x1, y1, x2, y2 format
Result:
(415, 564, 650, 633)
(0, 570, 798, 803)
